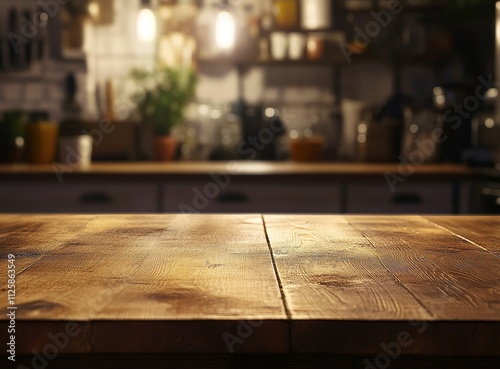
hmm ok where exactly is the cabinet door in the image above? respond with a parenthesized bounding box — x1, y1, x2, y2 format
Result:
(163, 182, 341, 214)
(347, 182, 454, 214)
(0, 182, 158, 213)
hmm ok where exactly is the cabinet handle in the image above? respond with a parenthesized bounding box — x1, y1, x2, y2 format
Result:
(391, 193, 423, 205)
(79, 192, 112, 205)
(216, 192, 249, 204)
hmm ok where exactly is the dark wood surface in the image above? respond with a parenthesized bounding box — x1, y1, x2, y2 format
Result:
(0, 215, 287, 354)
(1, 215, 499, 359)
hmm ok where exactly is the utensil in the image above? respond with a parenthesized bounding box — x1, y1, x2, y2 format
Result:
(0, 38, 7, 71)
(22, 10, 33, 67)
(340, 99, 370, 161)
(8, 7, 19, 69)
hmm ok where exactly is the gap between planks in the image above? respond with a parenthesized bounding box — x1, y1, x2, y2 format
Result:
(422, 216, 500, 259)
(261, 215, 292, 321)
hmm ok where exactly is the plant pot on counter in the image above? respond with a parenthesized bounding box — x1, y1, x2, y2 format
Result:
(154, 136, 178, 162)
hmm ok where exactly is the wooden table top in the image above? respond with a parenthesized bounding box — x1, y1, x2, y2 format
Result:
(0, 162, 474, 178)
(1, 215, 499, 356)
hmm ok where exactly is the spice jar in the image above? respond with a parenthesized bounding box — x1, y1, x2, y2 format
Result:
(306, 34, 325, 60)
(25, 119, 59, 164)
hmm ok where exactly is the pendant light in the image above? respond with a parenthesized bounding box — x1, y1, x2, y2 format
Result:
(137, 0, 156, 42)
(215, 1, 235, 50)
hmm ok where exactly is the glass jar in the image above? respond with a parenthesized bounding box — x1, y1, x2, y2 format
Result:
(273, 0, 299, 28)
(301, 0, 332, 30)
(25, 121, 59, 164)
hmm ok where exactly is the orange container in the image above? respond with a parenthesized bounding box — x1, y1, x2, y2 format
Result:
(25, 122, 59, 164)
(290, 136, 325, 162)
(273, 0, 299, 28)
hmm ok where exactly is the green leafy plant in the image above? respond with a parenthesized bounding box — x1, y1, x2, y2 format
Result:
(131, 67, 197, 136)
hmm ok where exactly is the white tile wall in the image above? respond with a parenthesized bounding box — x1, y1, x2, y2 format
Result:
(83, 0, 157, 119)
(1, 0, 411, 133)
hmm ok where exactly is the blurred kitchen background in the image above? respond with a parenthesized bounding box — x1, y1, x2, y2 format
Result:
(1, 0, 500, 214)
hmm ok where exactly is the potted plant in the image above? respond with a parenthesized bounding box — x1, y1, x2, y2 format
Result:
(131, 67, 196, 161)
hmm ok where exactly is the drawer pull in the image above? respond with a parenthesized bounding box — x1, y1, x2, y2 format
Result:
(391, 194, 423, 205)
(79, 192, 112, 205)
(216, 192, 249, 204)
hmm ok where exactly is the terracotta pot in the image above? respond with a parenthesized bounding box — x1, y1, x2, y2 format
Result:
(154, 136, 178, 161)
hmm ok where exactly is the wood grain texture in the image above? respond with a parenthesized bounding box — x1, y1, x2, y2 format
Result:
(0, 215, 97, 278)
(1, 214, 499, 357)
(263, 215, 431, 320)
(0, 214, 287, 354)
(346, 216, 500, 320)
(263, 215, 500, 355)
(424, 216, 500, 257)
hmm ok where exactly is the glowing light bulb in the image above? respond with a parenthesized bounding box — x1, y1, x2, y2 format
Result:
(137, 5, 156, 42)
(215, 10, 235, 50)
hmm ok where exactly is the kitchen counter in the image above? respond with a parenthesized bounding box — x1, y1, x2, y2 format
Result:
(1, 215, 499, 368)
(0, 162, 478, 214)
(0, 162, 475, 179)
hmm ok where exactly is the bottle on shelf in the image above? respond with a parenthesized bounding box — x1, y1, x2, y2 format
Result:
(273, 0, 299, 29)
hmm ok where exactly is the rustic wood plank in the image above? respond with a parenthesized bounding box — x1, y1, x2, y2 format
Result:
(424, 216, 500, 257)
(263, 215, 431, 321)
(0, 215, 99, 291)
(2, 214, 499, 358)
(264, 215, 500, 355)
(0, 215, 96, 273)
(0, 215, 287, 354)
(347, 216, 500, 320)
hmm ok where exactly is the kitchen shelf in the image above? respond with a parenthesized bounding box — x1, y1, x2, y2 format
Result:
(339, 0, 449, 13)
(197, 58, 350, 68)
(196, 53, 446, 70)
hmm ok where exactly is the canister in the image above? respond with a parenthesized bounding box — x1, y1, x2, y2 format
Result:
(301, 0, 332, 30)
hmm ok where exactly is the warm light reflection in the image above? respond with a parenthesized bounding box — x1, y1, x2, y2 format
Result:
(137, 8, 156, 42)
(497, 3, 500, 48)
(88, 1, 100, 19)
(215, 11, 235, 50)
